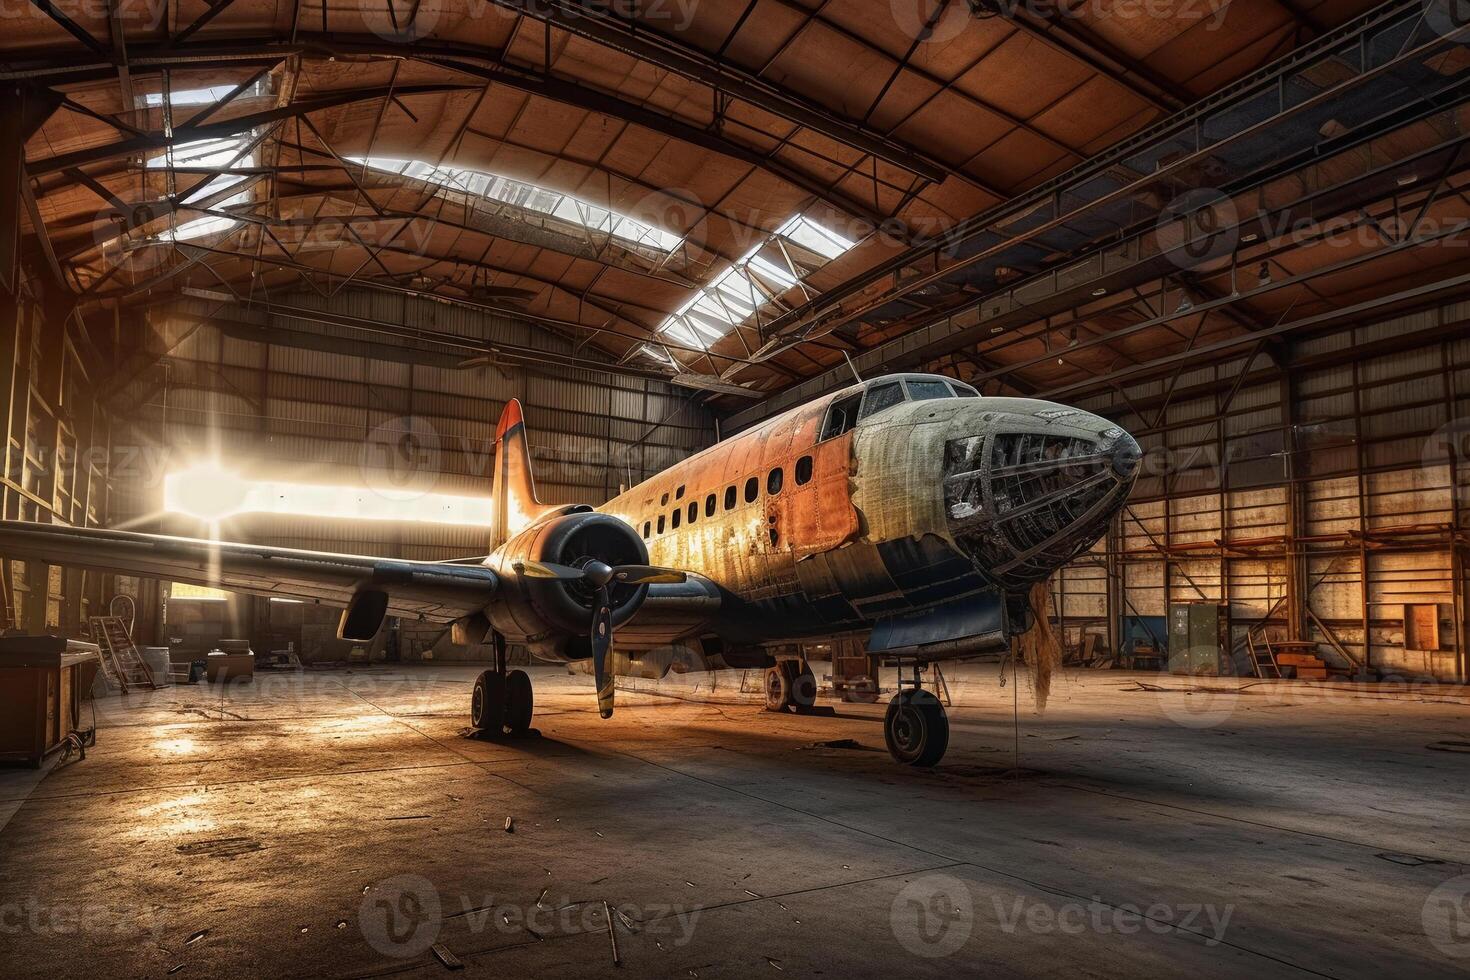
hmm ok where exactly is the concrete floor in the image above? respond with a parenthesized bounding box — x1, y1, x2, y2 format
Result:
(0, 663, 1467, 979)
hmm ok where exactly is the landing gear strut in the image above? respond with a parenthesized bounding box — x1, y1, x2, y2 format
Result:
(471, 631, 535, 736)
(884, 664, 949, 766)
(764, 660, 817, 713)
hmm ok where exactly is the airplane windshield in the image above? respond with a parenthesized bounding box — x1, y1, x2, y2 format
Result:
(860, 381, 904, 418)
(907, 379, 956, 402)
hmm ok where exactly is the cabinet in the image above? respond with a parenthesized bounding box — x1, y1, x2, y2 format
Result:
(0, 636, 99, 767)
(1168, 602, 1229, 676)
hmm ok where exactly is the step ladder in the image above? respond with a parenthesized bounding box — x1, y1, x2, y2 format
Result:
(1245, 628, 1283, 679)
(88, 615, 164, 692)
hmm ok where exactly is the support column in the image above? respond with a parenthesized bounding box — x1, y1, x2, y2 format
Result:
(1280, 363, 1307, 643)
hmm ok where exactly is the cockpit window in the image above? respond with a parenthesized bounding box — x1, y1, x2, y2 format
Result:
(860, 381, 904, 419)
(952, 382, 980, 397)
(820, 393, 863, 440)
(906, 379, 955, 402)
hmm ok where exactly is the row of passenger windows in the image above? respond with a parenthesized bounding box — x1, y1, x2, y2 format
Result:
(641, 454, 814, 539)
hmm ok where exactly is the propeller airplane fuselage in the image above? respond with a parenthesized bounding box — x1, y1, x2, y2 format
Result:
(0, 372, 1139, 766)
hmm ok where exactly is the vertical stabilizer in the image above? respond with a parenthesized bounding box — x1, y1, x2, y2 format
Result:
(490, 398, 548, 549)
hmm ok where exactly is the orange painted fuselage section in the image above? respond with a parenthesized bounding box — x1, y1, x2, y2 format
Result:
(599, 393, 861, 602)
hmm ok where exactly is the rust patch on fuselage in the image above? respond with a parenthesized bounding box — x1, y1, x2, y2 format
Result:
(600, 393, 861, 605)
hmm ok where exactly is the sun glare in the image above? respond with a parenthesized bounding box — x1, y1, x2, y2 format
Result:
(163, 464, 495, 526)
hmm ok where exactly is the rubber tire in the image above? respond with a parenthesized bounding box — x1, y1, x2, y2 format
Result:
(788, 661, 817, 711)
(884, 690, 950, 767)
(472, 669, 506, 733)
(505, 669, 534, 733)
(764, 666, 792, 712)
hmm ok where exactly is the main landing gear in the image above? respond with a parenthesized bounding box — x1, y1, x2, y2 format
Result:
(765, 659, 817, 713)
(884, 663, 949, 767)
(471, 631, 535, 736)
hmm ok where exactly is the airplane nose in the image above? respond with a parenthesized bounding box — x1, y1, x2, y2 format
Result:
(1105, 430, 1141, 480)
(942, 413, 1140, 592)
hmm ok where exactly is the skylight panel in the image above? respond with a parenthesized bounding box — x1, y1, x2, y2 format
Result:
(778, 214, 855, 260)
(140, 79, 269, 108)
(653, 213, 858, 352)
(144, 135, 256, 242)
(350, 157, 682, 253)
(746, 252, 798, 288)
(638, 344, 676, 367)
(142, 85, 236, 107)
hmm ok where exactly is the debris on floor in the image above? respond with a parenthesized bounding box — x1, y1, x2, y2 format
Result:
(805, 737, 867, 750)
(431, 943, 464, 970)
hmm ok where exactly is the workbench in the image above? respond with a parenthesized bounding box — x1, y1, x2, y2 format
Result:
(0, 636, 99, 768)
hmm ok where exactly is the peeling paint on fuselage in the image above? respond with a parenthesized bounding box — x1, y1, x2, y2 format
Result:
(598, 375, 1136, 644)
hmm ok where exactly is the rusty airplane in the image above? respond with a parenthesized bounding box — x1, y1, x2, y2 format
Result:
(0, 373, 1140, 766)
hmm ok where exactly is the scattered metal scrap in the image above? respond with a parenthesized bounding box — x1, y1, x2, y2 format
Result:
(430, 943, 464, 970)
(804, 738, 868, 750)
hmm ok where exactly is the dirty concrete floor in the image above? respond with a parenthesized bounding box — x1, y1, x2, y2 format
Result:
(0, 664, 1467, 979)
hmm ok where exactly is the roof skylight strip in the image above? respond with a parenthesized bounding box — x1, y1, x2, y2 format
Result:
(650, 213, 858, 354)
(349, 157, 683, 254)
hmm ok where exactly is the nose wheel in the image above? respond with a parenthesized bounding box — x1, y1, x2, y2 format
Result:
(470, 632, 535, 736)
(884, 666, 949, 766)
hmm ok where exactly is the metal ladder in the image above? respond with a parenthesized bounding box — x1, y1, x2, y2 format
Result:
(1246, 628, 1283, 679)
(89, 615, 163, 692)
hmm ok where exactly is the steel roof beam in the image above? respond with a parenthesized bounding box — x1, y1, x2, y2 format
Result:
(488, 0, 950, 183)
(27, 83, 479, 175)
(734, 2, 1466, 356)
(12, 35, 918, 229)
(26, 0, 106, 57)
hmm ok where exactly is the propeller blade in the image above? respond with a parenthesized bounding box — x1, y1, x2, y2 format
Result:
(591, 585, 615, 719)
(512, 560, 585, 581)
(612, 564, 688, 585)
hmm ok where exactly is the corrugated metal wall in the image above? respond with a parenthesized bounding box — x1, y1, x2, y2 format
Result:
(1055, 300, 1470, 682)
(112, 289, 715, 563)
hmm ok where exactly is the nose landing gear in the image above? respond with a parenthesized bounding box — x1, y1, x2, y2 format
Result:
(883, 664, 949, 766)
(471, 632, 535, 736)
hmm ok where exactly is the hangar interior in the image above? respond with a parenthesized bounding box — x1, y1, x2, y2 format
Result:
(0, 1, 1468, 977)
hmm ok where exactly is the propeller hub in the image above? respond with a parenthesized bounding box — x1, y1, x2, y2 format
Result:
(581, 559, 615, 588)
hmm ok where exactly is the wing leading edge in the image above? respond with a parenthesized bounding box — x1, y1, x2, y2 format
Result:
(0, 521, 497, 622)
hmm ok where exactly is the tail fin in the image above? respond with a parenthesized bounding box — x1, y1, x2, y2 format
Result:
(490, 399, 552, 549)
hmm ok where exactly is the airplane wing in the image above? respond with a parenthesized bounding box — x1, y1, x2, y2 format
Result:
(0, 521, 497, 622)
(614, 573, 724, 649)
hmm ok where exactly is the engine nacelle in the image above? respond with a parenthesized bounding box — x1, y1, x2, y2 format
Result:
(487, 511, 649, 661)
